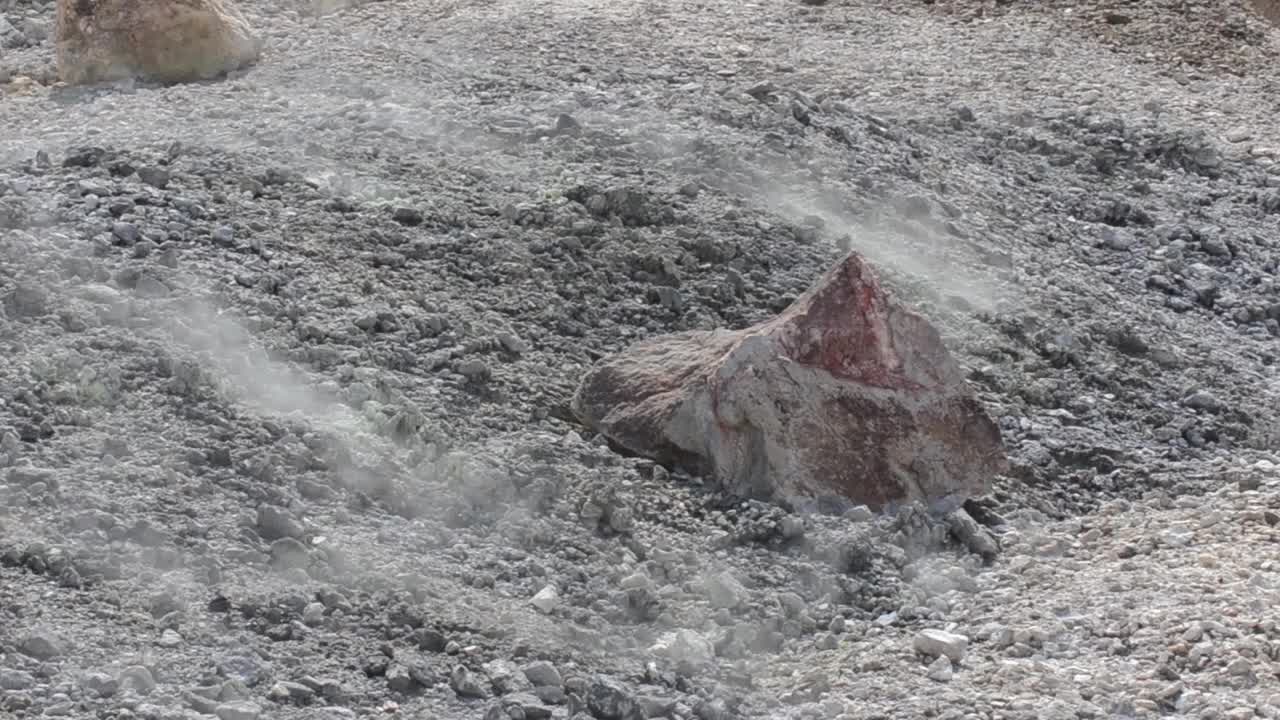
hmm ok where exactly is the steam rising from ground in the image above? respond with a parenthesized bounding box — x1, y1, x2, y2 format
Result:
(3, 10, 1016, 677)
(761, 183, 1004, 315)
(155, 292, 425, 503)
(576, 106, 1011, 317)
(164, 299, 362, 430)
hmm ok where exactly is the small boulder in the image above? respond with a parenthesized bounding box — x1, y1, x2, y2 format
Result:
(521, 661, 562, 689)
(214, 701, 262, 720)
(913, 628, 968, 663)
(19, 629, 66, 660)
(648, 629, 715, 669)
(529, 584, 558, 614)
(925, 655, 954, 682)
(572, 252, 1007, 512)
(0, 669, 35, 690)
(587, 676, 641, 720)
(701, 571, 748, 610)
(55, 0, 263, 86)
(482, 659, 530, 695)
(945, 506, 1000, 562)
(449, 666, 489, 699)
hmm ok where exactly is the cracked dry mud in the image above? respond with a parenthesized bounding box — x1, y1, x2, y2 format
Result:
(3, 0, 1280, 719)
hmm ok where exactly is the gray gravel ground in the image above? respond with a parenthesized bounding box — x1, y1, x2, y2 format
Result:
(3, 0, 1280, 718)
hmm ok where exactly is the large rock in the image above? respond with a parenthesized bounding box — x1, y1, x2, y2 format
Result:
(571, 252, 1007, 512)
(55, 0, 262, 86)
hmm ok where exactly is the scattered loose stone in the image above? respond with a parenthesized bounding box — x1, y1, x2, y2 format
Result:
(587, 676, 641, 720)
(649, 629, 715, 669)
(214, 701, 263, 720)
(0, 669, 35, 690)
(0, 4, 1278, 720)
(120, 666, 157, 694)
(530, 585, 559, 614)
(702, 571, 748, 610)
(522, 661, 563, 689)
(450, 666, 490, 699)
(925, 655, 954, 682)
(19, 630, 66, 660)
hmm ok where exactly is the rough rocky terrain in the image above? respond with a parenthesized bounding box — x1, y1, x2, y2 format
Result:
(2, 0, 1280, 718)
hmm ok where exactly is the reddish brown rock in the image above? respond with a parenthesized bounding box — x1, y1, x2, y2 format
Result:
(571, 252, 1007, 512)
(55, 0, 262, 86)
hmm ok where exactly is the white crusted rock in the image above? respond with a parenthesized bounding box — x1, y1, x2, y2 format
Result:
(912, 628, 969, 663)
